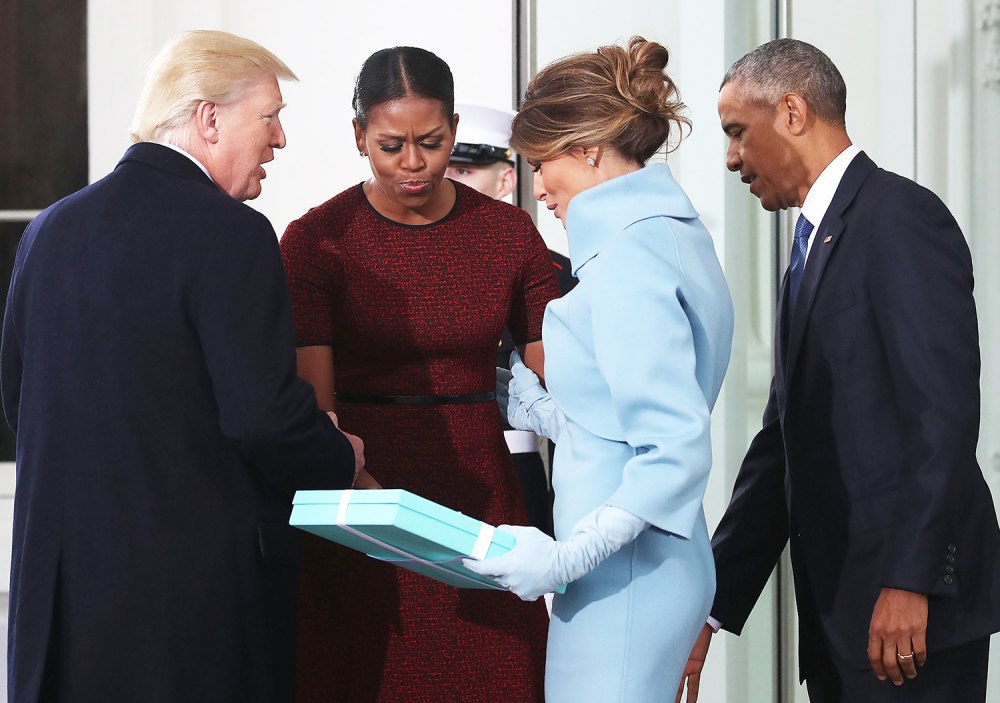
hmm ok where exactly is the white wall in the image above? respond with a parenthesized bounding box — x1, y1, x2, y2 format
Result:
(87, 0, 514, 238)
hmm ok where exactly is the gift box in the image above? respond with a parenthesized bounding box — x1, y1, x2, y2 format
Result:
(290, 488, 515, 589)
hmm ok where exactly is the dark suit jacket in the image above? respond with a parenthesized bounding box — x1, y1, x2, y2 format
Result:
(0, 143, 356, 702)
(711, 151, 1000, 679)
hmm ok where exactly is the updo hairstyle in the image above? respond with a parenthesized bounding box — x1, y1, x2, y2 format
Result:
(510, 36, 689, 165)
(352, 46, 454, 129)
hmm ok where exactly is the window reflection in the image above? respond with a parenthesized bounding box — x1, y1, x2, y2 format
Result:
(0, 0, 88, 210)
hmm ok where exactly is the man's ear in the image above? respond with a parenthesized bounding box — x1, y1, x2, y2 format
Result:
(496, 164, 517, 199)
(194, 101, 220, 144)
(783, 92, 810, 136)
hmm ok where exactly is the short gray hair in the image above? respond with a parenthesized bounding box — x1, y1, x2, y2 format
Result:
(129, 30, 297, 146)
(721, 38, 846, 125)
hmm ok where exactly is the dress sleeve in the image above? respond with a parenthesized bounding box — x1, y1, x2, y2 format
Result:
(279, 216, 339, 347)
(507, 210, 560, 345)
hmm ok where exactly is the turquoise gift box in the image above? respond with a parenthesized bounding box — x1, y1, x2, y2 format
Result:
(290, 488, 516, 590)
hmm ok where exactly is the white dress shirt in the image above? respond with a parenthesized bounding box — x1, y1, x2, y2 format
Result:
(799, 143, 861, 262)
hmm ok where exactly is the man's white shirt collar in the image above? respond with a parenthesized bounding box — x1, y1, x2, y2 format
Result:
(799, 143, 861, 260)
(153, 141, 214, 183)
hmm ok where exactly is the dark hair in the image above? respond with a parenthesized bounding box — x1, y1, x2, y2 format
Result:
(721, 39, 847, 125)
(352, 46, 454, 129)
(510, 36, 689, 165)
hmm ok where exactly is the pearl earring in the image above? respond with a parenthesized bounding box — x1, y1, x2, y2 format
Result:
(586, 156, 596, 167)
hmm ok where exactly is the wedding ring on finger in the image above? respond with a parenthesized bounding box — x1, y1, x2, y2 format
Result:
(896, 652, 914, 661)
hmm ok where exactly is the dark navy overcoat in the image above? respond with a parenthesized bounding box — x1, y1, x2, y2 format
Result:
(1, 143, 355, 702)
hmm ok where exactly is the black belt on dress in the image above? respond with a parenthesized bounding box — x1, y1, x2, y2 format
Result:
(334, 391, 496, 406)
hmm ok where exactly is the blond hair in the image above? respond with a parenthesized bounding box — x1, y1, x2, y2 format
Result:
(129, 30, 297, 146)
(511, 36, 689, 165)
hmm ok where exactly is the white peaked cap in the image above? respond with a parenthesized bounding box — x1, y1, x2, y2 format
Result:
(454, 102, 517, 151)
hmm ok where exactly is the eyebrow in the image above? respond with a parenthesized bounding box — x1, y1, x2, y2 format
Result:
(376, 127, 445, 141)
(264, 102, 287, 115)
(721, 122, 742, 136)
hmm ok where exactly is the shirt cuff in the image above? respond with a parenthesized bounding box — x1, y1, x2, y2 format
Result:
(706, 616, 722, 633)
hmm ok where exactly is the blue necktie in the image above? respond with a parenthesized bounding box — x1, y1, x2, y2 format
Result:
(788, 213, 814, 314)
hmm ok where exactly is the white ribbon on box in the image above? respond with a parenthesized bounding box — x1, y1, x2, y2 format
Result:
(334, 489, 504, 589)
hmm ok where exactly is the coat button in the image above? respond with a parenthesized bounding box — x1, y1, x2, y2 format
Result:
(945, 565, 955, 575)
(948, 544, 957, 553)
(944, 575, 954, 585)
(946, 554, 955, 563)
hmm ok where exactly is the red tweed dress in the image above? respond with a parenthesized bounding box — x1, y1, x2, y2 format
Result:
(280, 181, 558, 702)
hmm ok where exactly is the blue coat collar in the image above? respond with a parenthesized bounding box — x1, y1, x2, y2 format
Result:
(565, 163, 698, 277)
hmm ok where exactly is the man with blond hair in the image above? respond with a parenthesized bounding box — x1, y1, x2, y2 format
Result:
(1, 30, 361, 702)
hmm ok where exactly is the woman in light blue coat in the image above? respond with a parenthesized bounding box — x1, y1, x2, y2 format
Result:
(464, 37, 734, 701)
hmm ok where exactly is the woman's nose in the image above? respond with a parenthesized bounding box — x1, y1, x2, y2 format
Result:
(533, 171, 546, 201)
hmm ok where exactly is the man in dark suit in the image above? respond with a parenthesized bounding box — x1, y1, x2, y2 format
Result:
(677, 39, 1000, 702)
(0, 30, 362, 702)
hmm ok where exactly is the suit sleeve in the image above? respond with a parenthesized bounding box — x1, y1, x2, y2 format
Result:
(188, 212, 355, 497)
(868, 182, 980, 596)
(1, 237, 28, 434)
(0, 215, 47, 435)
(710, 381, 790, 634)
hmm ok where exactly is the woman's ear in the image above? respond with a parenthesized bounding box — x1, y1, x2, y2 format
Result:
(353, 118, 366, 156)
(581, 146, 601, 167)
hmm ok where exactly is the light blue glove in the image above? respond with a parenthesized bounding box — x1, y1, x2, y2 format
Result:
(507, 350, 566, 441)
(463, 505, 649, 601)
(496, 366, 513, 419)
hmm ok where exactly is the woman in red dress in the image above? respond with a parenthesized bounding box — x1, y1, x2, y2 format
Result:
(280, 46, 557, 702)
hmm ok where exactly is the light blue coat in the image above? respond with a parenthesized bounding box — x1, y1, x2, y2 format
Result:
(543, 164, 733, 702)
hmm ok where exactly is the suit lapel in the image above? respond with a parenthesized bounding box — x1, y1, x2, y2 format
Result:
(783, 151, 878, 386)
